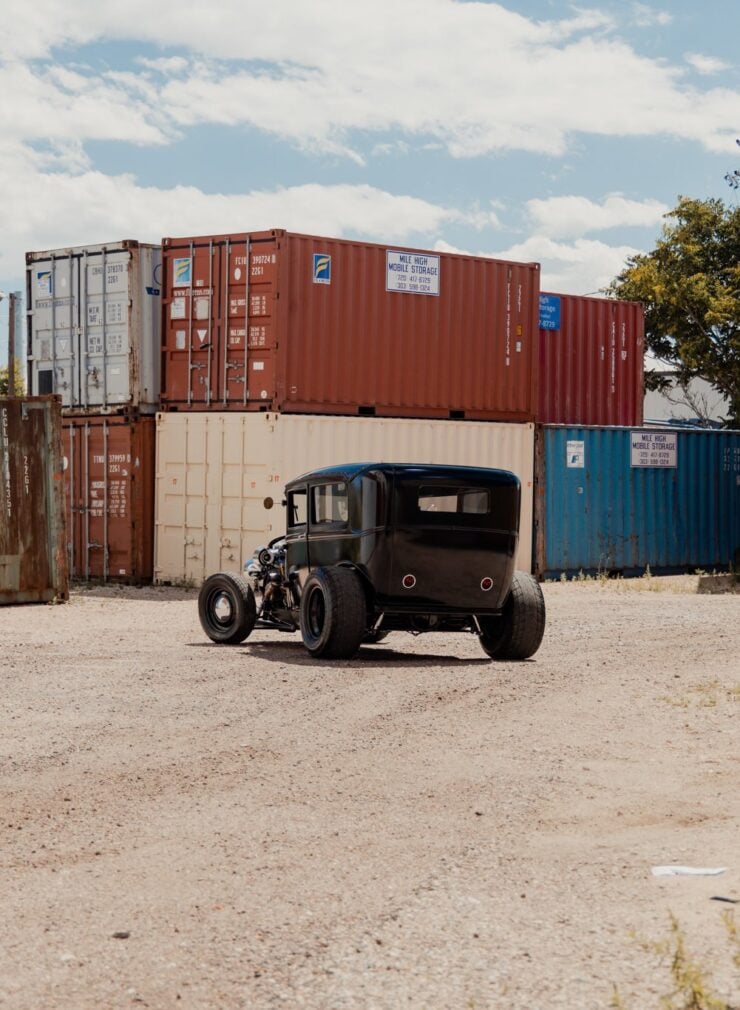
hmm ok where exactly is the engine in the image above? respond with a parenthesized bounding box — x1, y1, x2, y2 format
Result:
(244, 538, 294, 616)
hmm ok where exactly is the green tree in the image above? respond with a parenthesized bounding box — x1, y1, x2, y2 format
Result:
(0, 361, 25, 396)
(609, 196, 740, 426)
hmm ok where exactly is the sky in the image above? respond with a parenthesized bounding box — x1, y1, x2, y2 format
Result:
(1, 0, 739, 365)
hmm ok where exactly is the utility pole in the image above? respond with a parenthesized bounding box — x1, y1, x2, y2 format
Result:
(8, 291, 17, 396)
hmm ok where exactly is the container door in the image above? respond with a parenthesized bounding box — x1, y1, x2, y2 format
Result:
(82, 249, 134, 409)
(161, 234, 280, 409)
(28, 254, 82, 408)
(163, 240, 220, 406)
(221, 236, 279, 407)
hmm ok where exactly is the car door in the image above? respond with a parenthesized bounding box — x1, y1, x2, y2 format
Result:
(307, 480, 352, 570)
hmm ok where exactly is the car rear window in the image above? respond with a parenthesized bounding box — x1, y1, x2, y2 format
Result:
(418, 486, 490, 515)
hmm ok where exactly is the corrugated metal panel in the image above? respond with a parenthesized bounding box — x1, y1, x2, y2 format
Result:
(26, 241, 162, 413)
(62, 414, 155, 583)
(538, 293, 644, 426)
(0, 396, 69, 604)
(534, 426, 740, 577)
(160, 230, 540, 421)
(154, 412, 535, 586)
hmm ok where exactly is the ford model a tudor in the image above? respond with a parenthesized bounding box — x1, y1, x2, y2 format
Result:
(198, 463, 546, 661)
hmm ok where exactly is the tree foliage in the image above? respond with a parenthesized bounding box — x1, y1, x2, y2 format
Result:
(0, 362, 25, 396)
(609, 197, 740, 426)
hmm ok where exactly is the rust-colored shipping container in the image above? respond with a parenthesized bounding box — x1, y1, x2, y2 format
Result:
(62, 414, 155, 583)
(538, 293, 644, 426)
(1, 396, 69, 604)
(160, 230, 540, 421)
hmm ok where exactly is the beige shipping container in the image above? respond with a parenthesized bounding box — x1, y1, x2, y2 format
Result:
(154, 412, 535, 586)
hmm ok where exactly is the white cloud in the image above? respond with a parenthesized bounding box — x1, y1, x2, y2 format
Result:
(495, 235, 639, 295)
(0, 62, 170, 146)
(135, 56, 189, 74)
(685, 53, 730, 76)
(0, 142, 494, 277)
(430, 231, 642, 297)
(526, 194, 669, 239)
(0, 1, 738, 158)
(631, 4, 672, 27)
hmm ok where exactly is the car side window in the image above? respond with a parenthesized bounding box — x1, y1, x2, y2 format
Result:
(311, 482, 348, 526)
(418, 486, 490, 514)
(287, 487, 308, 528)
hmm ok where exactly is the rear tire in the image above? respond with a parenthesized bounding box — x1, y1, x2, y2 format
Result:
(300, 567, 367, 659)
(478, 571, 545, 661)
(199, 572, 257, 645)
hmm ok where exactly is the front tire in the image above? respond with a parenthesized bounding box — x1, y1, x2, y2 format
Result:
(199, 572, 257, 645)
(478, 571, 545, 661)
(300, 567, 367, 659)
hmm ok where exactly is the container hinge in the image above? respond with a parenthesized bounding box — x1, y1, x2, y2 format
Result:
(87, 540, 104, 551)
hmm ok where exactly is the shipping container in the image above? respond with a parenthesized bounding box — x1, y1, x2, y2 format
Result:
(154, 412, 535, 586)
(62, 414, 155, 583)
(534, 426, 740, 578)
(0, 396, 69, 604)
(538, 293, 644, 427)
(160, 230, 540, 421)
(27, 241, 162, 413)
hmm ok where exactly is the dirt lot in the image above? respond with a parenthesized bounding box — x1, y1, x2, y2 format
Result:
(1, 576, 739, 1009)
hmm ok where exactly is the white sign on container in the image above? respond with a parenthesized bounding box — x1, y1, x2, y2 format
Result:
(630, 430, 678, 468)
(566, 440, 585, 468)
(386, 250, 440, 296)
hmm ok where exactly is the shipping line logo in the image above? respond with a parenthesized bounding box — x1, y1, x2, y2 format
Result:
(313, 253, 331, 285)
(173, 257, 192, 287)
(37, 270, 53, 295)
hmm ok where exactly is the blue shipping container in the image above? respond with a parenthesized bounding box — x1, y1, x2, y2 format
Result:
(535, 426, 740, 578)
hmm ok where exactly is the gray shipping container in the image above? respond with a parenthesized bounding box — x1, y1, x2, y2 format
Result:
(26, 241, 162, 413)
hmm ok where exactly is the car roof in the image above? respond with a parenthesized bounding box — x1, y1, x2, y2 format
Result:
(285, 462, 519, 489)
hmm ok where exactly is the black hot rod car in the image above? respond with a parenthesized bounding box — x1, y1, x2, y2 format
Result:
(198, 462, 545, 661)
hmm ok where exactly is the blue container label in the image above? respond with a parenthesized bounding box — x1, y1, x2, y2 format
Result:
(539, 294, 561, 330)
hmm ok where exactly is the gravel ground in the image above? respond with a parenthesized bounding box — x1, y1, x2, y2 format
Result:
(1, 576, 739, 1010)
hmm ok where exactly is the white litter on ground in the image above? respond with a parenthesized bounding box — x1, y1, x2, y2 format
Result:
(651, 866, 727, 877)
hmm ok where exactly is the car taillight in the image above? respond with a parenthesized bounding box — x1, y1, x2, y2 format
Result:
(480, 577, 493, 592)
(402, 574, 416, 589)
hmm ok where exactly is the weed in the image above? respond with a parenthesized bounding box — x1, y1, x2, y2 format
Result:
(614, 912, 739, 1010)
(664, 678, 740, 709)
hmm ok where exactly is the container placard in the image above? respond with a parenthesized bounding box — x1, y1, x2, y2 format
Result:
(386, 250, 440, 296)
(539, 294, 561, 330)
(312, 253, 331, 285)
(566, 440, 585, 468)
(173, 257, 192, 287)
(630, 431, 677, 468)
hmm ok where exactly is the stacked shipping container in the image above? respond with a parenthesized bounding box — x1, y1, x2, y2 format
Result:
(26, 242, 162, 412)
(160, 230, 540, 420)
(538, 293, 644, 427)
(62, 415, 156, 583)
(534, 426, 740, 578)
(26, 241, 162, 583)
